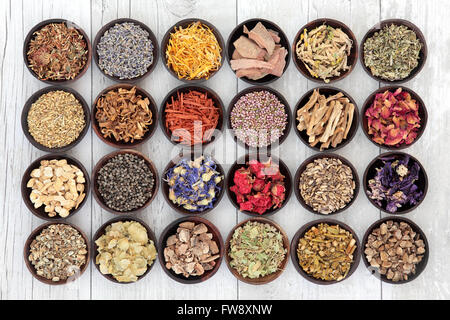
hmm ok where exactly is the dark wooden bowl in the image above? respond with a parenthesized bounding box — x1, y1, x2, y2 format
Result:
(227, 86, 292, 150)
(21, 153, 90, 221)
(293, 86, 359, 152)
(363, 151, 428, 214)
(160, 84, 224, 148)
(361, 86, 428, 150)
(23, 221, 90, 285)
(21, 86, 91, 153)
(226, 18, 291, 85)
(92, 216, 158, 284)
(294, 153, 360, 216)
(92, 84, 158, 148)
(158, 216, 224, 284)
(23, 19, 92, 84)
(93, 18, 158, 83)
(161, 152, 226, 216)
(360, 19, 427, 84)
(361, 216, 429, 284)
(292, 18, 358, 83)
(290, 218, 361, 285)
(92, 149, 159, 215)
(161, 18, 225, 83)
(226, 153, 292, 217)
(225, 217, 290, 285)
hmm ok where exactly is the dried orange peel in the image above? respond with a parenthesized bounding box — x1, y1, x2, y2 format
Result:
(166, 21, 222, 80)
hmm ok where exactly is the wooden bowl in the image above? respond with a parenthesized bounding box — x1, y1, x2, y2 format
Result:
(225, 217, 290, 285)
(293, 86, 359, 152)
(161, 152, 226, 216)
(227, 86, 292, 150)
(361, 216, 429, 284)
(23, 19, 92, 84)
(92, 216, 158, 284)
(93, 18, 158, 83)
(21, 153, 90, 221)
(160, 84, 224, 148)
(21, 86, 91, 153)
(161, 18, 225, 83)
(158, 216, 224, 284)
(292, 18, 358, 83)
(92, 84, 158, 148)
(92, 149, 159, 215)
(226, 18, 291, 85)
(226, 153, 292, 217)
(361, 86, 428, 150)
(23, 221, 90, 285)
(360, 19, 427, 84)
(363, 151, 428, 214)
(290, 218, 361, 285)
(294, 153, 360, 215)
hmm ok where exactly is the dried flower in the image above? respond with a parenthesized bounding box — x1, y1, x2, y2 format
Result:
(27, 23, 88, 81)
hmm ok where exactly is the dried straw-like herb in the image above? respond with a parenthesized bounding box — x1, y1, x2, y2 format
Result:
(364, 24, 422, 81)
(27, 23, 88, 81)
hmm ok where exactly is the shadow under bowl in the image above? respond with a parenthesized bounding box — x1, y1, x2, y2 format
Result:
(21, 153, 90, 221)
(292, 18, 358, 83)
(161, 151, 226, 216)
(363, 151, 428, 214)
(226, 18, 291, 85)
(92, 84, 158, 148)
(93, 18, 159, 83)
(361, 216, 429, 284)
(92, 149, 159, 215)
(226, 153, 292, 217)
(160, 84, 224, 148)
(23, 19, 92, 84)
(293, 86, 359, 152)
(92, 216, 158, 284)
(158, 216, 224, 284)
(227, 86, 292, 150)
(225, 217, 290, 285)
(24, 221, 90, 285)
(290, 218, 361, 285)
(361, 86, 428, 150)
(294, 152, 360, 216)
(161, 18, 225, 83)
(360, 19, 427, 84)
(21, 86, 91, 153)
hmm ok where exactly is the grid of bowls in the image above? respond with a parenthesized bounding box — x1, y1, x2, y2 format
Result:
(21, 17, 429, 286)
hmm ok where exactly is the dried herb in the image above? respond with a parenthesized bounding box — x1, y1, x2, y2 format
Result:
(364, 24, 422, 81)
(97, 22, 154, 80)
(95, 87, 153, 143)
(365, 220, 425, 282)
(365, 88, 421, 147)
(27, 23, 88, 81)
(229, 221, 287, 279)
(27, 90, 86, 148)
(367, 155, 423, 213)
(165, 156, 223, 212)
(296, 25, 353, 83)
(297, 223, 356, 282)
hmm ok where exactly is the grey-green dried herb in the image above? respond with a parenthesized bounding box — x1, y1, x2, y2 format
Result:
(297, 223, 356, 282)
(228, 221, 287, 279)
(97, 22, 154, 80)
(363, 24, 422, 81)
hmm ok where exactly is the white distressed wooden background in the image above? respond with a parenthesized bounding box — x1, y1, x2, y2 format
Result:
(0, 0, 447, 300)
